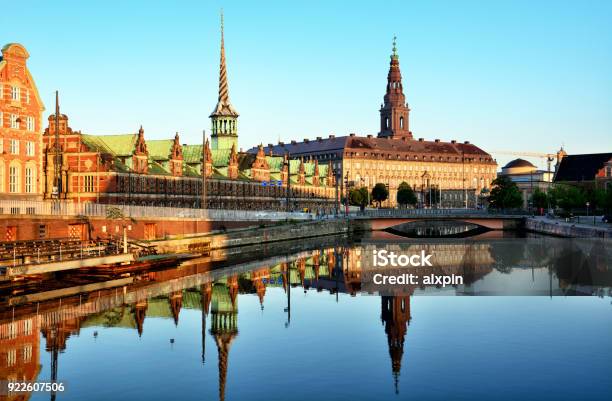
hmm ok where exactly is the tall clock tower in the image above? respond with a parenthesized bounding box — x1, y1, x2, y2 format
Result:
(378, 37, 412, 139)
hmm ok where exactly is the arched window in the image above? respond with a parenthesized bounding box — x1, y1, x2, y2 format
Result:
(0, 163, 3, 192)
(386, 118, 389, 129)
(400, 117, 404, 129)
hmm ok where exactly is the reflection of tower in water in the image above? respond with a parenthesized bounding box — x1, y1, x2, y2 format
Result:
(381, 296, 411, 394)
(210, 282, 238, 401)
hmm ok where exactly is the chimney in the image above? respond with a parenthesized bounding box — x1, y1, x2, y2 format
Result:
(464, 141, 470, 144)
(279, 141, 284, 146)
(316, 136, 322, 142)
(418, 138, 424, 142)
(329, 134, 335, 139)
(435, 139, 440, 143)
(268, 143, 274, 148)
(451, 140, 457, 144)
(291, 140, 297, 145)
(349, 133, 356, 137)
(367, 134, 372, 139)
(304, 138, 310, 143)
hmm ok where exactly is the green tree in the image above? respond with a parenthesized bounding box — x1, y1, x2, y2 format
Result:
(348, 188, 363, 206)
(348, 187, 369, 209)
(371, 183, 389, 208)
(549, 184, 586, 212)
(397, 181, 417, 208)
(488, 177, 523, 210)
(531, 188, 548, 210)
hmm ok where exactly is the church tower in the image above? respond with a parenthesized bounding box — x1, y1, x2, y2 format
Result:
(378, 37, 411, 139)
(210, 12, 239, 151)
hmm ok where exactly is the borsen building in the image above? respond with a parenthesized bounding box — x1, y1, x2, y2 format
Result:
(251, 39, 498, 208)
(32, 17, 337, 212)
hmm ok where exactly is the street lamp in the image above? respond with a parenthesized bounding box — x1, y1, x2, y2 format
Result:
(586, 201, 590, 218)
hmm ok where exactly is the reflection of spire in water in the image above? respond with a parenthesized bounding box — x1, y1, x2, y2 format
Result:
(201, 284, 212, 365)
(134, 300, 148, 337)
(210, 283, 238, 401)
(381, 296, 411, 395)
(169, 291, 183, 326)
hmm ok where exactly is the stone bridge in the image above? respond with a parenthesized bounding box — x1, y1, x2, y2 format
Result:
(349, 209, 526, 231)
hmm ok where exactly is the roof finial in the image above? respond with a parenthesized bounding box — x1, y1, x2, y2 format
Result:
(221, 8, 224, 42)
(391, 35, 398, 60)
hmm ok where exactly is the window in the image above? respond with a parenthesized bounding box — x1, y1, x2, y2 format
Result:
(10, 139, 19, 154)
(84, 175, 95, 192)
(23, 345, 33, 363)
(26, 141, 35, 156)
(400, 116, 404, 129)
(26, 116, 35, 131)
(0, 164, 3, 192)
(9, 165, 19, 193)
(25, 166, 35, 193)
(10, 114, 18, 129)
(0, 111, 2, 127)
(0, 83, 3, 99)
(11, 86, 20, 101)
(25, 89, 30, 104)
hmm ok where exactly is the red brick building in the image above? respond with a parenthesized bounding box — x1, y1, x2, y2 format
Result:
(0, 43, 45, 200)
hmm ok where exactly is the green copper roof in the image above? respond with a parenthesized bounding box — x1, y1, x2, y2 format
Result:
(82, 307, 136, 329)
(148, 160, 171, 175)
(212, 149, 232, 167)
(304, 162, 315, 176)
(183, 163, 200, 177)
(319, 164, 329, 177)
(182, 144, 202, 164)
(82, 134, 138, 157)
(211, 283, 235, 313)
(147, 139, 173, 161)
(266, 156, 284, 172)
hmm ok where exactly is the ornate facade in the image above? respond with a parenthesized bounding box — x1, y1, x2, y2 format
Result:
(0, 43, 45, 200)
(252, 39, 498, 208)
(37, 17, 337, 212)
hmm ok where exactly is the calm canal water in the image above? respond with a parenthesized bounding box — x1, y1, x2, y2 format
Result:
(2, 232, 611, 401)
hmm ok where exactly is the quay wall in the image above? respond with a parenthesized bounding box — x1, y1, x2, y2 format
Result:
(525, 218, 612, 238)
(0, 215, 259, 242)
(150, 220, 350, 254)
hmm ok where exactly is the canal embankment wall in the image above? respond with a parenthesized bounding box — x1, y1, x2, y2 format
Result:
(525, 217, 612, 238)
(0, 214, 267, 242)
(149, 219, 351, 254)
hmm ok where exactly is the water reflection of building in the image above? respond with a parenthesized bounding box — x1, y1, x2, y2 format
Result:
(381, 296, 411, 394)
(0, 240, 554, 401)
(0, 317, 40, 401)
(210, 281, 238, 401)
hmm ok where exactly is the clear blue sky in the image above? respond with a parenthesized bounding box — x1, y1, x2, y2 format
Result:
(2, 0, 611, 169)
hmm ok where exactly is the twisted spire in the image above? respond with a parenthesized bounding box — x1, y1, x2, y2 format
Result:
(218, 10, 229, 103)
(210, 10, 239, 118)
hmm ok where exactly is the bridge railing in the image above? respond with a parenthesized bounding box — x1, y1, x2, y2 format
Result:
(0, 200, 315, 221)
(349, 208, 529, 218)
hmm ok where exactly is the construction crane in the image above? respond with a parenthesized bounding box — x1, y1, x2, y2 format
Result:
(491, 150, 558, 173)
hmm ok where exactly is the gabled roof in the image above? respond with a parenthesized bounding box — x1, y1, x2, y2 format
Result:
(554, 153, 612, 182)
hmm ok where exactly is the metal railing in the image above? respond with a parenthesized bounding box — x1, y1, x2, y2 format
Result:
(349, 208, 528, 218)
(0, 200, 315, 221)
